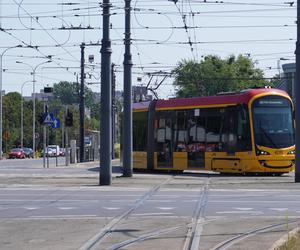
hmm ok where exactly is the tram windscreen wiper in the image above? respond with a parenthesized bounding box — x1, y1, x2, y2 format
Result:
(259, 125, 278, 148)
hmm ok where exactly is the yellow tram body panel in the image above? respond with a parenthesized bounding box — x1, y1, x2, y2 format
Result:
(172, 152, 188, 170)
(205, 148, 294, 174)
(133, 151, 147, 169)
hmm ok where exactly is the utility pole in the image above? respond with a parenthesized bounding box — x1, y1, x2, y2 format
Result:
(122, 0, 133, 177)
(111, 63, 116, 159)
(80, 42, 85, 163)
(100, 0, 112, 185)
(295, 0, 300, 182)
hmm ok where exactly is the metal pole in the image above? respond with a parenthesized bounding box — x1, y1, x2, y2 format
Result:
(100, 0, 112, 185)
(20, 80, 32, 148)
(122, 0, 133, 177)
(0, 54, 3, 159)
(111, 63, 115, 159)
(295, 0, 300, 182)
(32, 71, 36, 156)
(43, 104, 47, 168)
(0, 45, 22, 159)
(80, 43, 85, 163)
(21, 92, 23, 148)
(16, 60, 51, 157)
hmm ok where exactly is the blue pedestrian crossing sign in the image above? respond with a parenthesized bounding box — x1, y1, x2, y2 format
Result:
(43, 112, 55, 125)
(51, 118, 60, 129)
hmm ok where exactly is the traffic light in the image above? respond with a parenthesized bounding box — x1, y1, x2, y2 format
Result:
(65, 111, 73, 127)
(44, 87, 53, 93)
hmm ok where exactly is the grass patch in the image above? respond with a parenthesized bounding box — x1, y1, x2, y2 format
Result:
(276, 230, 300, 250)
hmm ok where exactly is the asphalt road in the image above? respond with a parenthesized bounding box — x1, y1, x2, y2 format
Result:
(0, 158, 299, 250)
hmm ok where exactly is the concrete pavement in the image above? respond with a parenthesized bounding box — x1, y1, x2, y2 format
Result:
(0, 159, 299, 250)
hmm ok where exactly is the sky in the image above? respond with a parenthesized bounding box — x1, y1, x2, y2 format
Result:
(0, 0, 296, 99)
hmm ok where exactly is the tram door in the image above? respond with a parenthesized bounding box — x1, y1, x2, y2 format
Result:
(156, 112, 173, 168)
(187, 109, 206, 168)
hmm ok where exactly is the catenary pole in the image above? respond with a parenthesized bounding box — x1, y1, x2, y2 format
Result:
(111, 63, 116, 159)
(122, 0, 133, 177)
(20, 80, 32, 148)
(295, 0, 300, 182)
(100, 0, 112, 185)
(80, 43, 85, 162)
(0, 45, 22, 159)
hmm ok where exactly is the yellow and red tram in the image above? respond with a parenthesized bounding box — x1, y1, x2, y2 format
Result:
(132, 88, 295, 175)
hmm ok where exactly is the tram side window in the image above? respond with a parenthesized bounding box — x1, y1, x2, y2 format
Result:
(236, 106, 252, 151)
(221, 105, 251, 152)
(133, 112, 148, 151)
(206, 110, 222, 152)
(174, 111, 188, 151)
(157, 118, 166, 142)
(156, 112, 172, 143)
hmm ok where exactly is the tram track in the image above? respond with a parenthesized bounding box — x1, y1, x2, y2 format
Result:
(212, 220, 299, 250)
(183, 175, 210, 250)
(79, 173, 298, 250)
(79, 175, 175, 250)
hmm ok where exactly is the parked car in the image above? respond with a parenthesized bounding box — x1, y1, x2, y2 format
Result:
(22, 147, 34, 158)
(41, 147, 56, 157)
(59, 148, 65, 156)
(47, 145, 60, 156)
(8, 148, 25, 159)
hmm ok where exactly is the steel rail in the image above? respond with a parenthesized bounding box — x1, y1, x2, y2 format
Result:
(79, 176, 174, 250)
(212, 220, 298, 250)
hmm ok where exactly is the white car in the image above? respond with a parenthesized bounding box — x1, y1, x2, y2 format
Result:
(42, 147, 56, 157)
(47, 145, 60, 156)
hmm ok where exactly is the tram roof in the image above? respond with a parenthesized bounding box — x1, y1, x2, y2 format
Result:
(132, 88, 289, 111)
(155, 88, 288, 110)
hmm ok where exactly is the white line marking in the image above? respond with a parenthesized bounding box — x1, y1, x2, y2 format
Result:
(102, 207, 122, 210)
(216, 211, 263, 214)
(23, 207, 39, 210)
(156, 207, 175, 210)
(269, 208, 289, 211)
(58, 207, 75, 210)
(134, 212, 174, 216)
(234, 207, 254, 211)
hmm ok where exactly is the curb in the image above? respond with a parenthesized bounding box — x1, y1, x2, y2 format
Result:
(269, 227, 299, 250)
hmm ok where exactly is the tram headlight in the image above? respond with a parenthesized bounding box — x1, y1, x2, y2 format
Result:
(256, 150, 270, 156)
(288, 150, 295, 155)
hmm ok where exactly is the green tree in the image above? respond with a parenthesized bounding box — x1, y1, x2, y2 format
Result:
(172, 55, 270, 97)
(53, 81, 79, 105)
(53, 81, 96, 109)
(3, 92, 21, 150)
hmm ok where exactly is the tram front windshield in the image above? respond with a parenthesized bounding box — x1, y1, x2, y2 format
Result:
(252, 95, 295, 148)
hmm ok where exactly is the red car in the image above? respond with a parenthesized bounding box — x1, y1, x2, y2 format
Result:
(8, 148, 25, 159)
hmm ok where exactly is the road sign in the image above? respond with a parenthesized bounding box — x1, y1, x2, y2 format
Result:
(43, 112, 55, 125)
(51, 118, 60, 129)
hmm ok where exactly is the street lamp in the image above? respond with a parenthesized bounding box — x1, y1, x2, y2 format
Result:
(20, 80, 33, 148)
(0, 45, 23, 159)
(16, 60, 51, 156)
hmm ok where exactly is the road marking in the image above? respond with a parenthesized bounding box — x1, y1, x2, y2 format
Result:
(109, 200, 136, 202)
(23, 206, 39, 210)
(269, 208, 289, 211)
(216, 211, 263, 214)
(102, 207, 122, 210)
(156, 207, 175, 210)
(134, 212, 174, 216)
(234, 207, 254, 211)
(58, 207, 75, 210)
(29, 215, 99, 219)
(147, 200, 174, 202)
